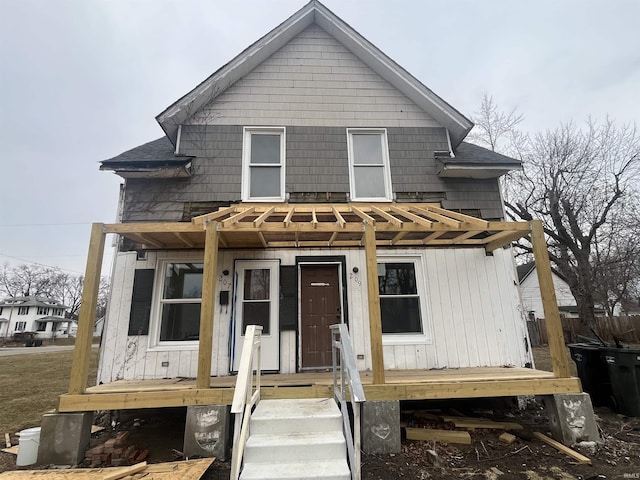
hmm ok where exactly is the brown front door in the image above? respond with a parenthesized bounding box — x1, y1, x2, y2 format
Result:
(300, 265, 342, 369)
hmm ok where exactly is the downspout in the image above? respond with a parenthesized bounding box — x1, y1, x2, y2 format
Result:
(175, 125, 182, 155)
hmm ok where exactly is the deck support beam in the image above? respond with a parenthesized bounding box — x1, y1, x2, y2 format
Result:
(196, 221, 219, 389)
(68, 223, 106, 395)
(364, 222, 385, 384)
(531, 220, 570, 378)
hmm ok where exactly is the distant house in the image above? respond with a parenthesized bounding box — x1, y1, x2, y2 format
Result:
(517, 262, 579, 319)
(0, 296, 69, 339)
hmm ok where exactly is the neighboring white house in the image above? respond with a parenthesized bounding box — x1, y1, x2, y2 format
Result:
(517, 262, 578, 319)
(68, 316, 104, 338)
(0, 296, 70, 339)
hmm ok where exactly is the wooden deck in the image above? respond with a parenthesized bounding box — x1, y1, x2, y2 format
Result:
(58, 367, 582, 412)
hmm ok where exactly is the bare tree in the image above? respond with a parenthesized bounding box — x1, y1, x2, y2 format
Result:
(469, 96, 640, 330)
(0, 263, 111, 323)
(505, 120, 640, 329)
(469, 93, 524, 153)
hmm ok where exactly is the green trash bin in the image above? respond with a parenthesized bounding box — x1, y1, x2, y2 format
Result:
(601, 347, 640, 417)
(568, 343, 613, 408)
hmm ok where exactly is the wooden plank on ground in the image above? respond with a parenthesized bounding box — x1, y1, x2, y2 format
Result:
(102, 461, 147, 480)
(1, 445, 18, 455)
(439, 415, 523, 430)
(4, 433, 10, 448)
(405, 427, 471, 444)
(0, 458, 213, 479)
(533, 432, 591, 464)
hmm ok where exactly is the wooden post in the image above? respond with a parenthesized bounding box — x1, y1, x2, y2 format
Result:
(530, 220, 570, 378)
(364, 222, 385, 384)
(196, 221, 219, 389)
(68, 223, 106, 395)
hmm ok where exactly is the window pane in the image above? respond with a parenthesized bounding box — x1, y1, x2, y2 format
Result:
(378, 263, 418, 295)
(163, 263, 204, 299)
(250, 166, 281, 198)
(251, 134, 281, 164)
(354, 166, 386, 198)
(381, 297, 422, 333)
(242, 301, 270, 334)
(160, 303, 201, 341)
(352, 134, 383, 165)
(244, 269, 270, 300)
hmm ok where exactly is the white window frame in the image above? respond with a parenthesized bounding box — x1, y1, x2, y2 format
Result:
(242, 127, 286, 202)
(15, 321, 26, 332)
(377, 253, 432, 345)
(18, 306, 29, 315)
(148, 258, 204, 351)
(347, 128, 393, 202)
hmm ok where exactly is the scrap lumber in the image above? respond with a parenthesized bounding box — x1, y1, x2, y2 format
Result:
(405, 427, 471, 444)
(5, 433, 11, 448)
(0, 458, 214, 479)
(439, 415, 523, 430)
(499, 432, 517, 444)
(102, 461, 147, 480)
(533, 432, 592, 465)
(1, 445, 18, 455)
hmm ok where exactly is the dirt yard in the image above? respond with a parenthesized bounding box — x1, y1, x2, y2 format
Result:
(1, 347, 638, 479)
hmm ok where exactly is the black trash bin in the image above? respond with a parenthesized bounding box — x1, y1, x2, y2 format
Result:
(33, 339, 43, 347)
(568, 343, 614, 408)
(601, 347, 640, 417)
(24, 339, 34, 347)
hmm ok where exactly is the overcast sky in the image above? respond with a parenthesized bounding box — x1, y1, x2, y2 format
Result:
(1, 0, 639, 278)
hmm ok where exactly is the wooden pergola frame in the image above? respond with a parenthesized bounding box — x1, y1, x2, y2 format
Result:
(67, 203, 571, 402)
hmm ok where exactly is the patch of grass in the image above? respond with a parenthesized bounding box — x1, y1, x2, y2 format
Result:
(0, 349, 98, 434)
(532, 346, 578, 376)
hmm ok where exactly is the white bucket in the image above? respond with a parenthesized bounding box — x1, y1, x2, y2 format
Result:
(16, 427, 41, 466)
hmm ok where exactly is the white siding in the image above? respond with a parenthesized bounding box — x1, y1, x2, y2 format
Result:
(520, 269, 576, 319)
(188, 25, 439, 128)
(100, 246, 530, 383)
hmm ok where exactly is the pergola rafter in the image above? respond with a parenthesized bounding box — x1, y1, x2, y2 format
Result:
(106, 203, 530, 252)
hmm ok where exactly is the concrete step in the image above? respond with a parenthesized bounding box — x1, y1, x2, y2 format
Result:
(240, 459, 351, 480)
(243, 431, 346, 463)
(250, 398, 342, 434)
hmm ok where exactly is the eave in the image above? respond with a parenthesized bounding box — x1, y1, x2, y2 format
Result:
(155, 0, 473, 146)
(437, 163, 522, 179)
(100, 161, 193, 179)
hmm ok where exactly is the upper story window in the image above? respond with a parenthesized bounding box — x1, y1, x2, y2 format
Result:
(242, 127, 286, 202)
(37, 307, 50, 315)
(347, 128, 392, 201)
(18, 306, 29, 315)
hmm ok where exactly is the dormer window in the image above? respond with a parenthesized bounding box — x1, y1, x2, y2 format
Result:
(242, 127, 286, 201)
(347, 128, 392, 201)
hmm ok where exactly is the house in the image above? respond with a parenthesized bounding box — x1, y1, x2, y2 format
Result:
(517, 262, 579, 319)
(0, 296, 69, 339)
(61, 0, 580, 422)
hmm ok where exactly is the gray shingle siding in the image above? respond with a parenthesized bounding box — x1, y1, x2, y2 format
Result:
(121, 125, 504, 222)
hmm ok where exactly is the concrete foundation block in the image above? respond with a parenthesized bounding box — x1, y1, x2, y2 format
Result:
(543, 393, 601, 445)
(362, 400, 401, 454)
(183, 405, 231, 461)
(37, 412, 93, 465)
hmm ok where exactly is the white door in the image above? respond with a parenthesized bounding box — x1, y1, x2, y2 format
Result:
(232, 260, 280, 371)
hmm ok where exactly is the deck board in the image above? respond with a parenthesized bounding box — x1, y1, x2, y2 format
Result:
(84, 367, 556, 393)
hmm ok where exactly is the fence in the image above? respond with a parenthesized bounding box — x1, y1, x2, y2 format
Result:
(527, 315, 640, 347)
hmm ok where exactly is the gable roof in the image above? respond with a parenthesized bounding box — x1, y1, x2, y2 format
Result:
(156, 0, 473, 147)
(516, 261, 568, 284)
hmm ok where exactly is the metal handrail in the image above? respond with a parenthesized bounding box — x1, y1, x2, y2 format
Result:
(330, 323, 366, 480)
(230, 325, 262, 480)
